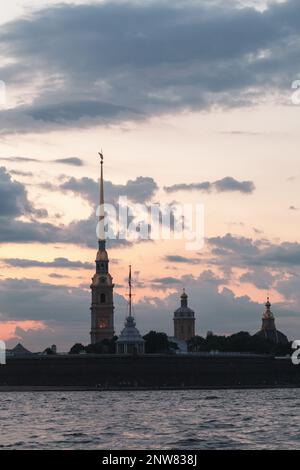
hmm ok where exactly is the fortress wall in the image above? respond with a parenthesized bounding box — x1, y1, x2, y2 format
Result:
(1, 355, 300, 388)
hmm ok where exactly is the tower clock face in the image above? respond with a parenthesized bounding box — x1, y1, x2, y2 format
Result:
(101, 277, 106, 283)
(99, 320, 108, 329)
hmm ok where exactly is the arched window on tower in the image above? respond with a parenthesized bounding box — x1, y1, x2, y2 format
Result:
(100, 293, 106, 303)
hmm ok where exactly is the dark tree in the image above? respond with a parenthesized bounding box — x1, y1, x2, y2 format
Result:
(189, 331, 293, 355)
(187, 336, 207, 352)
(143, 331, 171, 353)
(85, 336, 118, 354)
(43, 347, 55, 355)
(168, 340, 179, 351)
(69, 343, 85, 355)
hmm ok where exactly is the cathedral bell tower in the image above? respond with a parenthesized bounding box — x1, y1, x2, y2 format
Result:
(90, 152, 114, 344)
(173, 289, 195, 341)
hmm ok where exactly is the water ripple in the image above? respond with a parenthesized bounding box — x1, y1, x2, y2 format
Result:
(0, 389, 299, 449)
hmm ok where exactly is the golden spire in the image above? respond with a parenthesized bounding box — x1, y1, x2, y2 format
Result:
(128, 265, 132, 318)
(98, 151, 105, 247)
(98, 151, 104, 207)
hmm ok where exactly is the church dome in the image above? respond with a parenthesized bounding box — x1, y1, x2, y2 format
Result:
(174, 289, 195, 318)
(116, 316, 145, 344)
(254, 296, 289, 345)
(174, 306, 195, 317)
(255, 328, 288, 344)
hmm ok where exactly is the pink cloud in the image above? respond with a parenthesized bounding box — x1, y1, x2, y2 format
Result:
(0, 320, 46, 341)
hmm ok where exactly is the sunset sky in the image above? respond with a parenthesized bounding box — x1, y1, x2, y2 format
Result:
(0, 0, 299, 351)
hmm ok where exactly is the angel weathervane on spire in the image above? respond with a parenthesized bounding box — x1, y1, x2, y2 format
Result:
(98, 150, 104, 163)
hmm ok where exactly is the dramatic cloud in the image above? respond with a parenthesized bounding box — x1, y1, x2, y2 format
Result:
(0, 278, 88, 324)
(0, 166, 155, 247)
(0, 166, 47, 218)
(3, 257, 93, 269)
(0, 218, 61, 244)
(0, 208, 133, 248)
(164, 177, 255, 194)
(60, 175, 158, 204)
(2, 267, 300, 351)
(239, 268, 278, 289)
(134, 272, 300, 339)
(209, 233, 300, 268)
(0, 166, 86, 245)
(0, 167, 63, 242)
(0, 0, 299, 134)
(0, 277, 127, 350)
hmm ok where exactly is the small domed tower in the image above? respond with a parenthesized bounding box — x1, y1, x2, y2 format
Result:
(254, 297, 288, 344)
(173, 289, 195, 341)
(262, 297, 275, 330)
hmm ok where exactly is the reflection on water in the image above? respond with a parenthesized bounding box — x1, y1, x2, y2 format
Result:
(0, 389, 299, 449)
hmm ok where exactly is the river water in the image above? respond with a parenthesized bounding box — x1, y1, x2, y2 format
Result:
(0, 389, 299, 449)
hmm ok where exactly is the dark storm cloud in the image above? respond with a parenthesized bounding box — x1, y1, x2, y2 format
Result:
(0, 0, 299, 133)
(164, 177, 255, 194)
(3, 257, 93, 269)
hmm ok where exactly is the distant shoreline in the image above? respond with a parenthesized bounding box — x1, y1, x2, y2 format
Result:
(0, 385, 300, 392)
